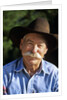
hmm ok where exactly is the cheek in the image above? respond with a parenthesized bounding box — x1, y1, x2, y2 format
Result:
(39, 50, 45, 57)
(39, 48, 47, 57)
(22, 44, 32, 53)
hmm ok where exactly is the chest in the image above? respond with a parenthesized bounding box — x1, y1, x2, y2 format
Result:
(7, 72, 53, 94)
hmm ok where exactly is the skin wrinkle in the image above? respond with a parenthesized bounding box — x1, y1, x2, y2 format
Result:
(20, 33, 48, 76)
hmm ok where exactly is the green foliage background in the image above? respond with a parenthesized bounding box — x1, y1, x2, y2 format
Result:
(3, 9, 58, 65)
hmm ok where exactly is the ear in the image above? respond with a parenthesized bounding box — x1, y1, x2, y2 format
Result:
(19, 39, 23, 51)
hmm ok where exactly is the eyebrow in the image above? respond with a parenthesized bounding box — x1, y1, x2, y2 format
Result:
(26, 39, 34, 43)
(26, 39, 46, 45)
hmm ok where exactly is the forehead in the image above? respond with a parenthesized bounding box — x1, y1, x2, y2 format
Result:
(24, 33, 46, 43)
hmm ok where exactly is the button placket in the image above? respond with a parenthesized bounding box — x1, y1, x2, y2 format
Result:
(26, 75, 35, 93)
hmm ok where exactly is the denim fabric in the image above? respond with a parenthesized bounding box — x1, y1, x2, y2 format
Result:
(3, 57, 58, 94)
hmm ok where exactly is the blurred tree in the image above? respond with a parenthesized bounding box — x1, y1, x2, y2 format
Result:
(3, 9, 58, 66)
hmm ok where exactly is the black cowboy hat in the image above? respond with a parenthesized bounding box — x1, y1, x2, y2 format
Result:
(9, 18, 58, 53)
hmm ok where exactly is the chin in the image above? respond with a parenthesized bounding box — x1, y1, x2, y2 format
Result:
(29, 59, 41, 65)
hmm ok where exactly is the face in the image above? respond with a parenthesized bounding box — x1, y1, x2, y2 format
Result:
(20, 33, 48, 67)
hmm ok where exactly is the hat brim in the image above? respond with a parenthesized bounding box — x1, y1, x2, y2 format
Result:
(9, 26, 58, 53)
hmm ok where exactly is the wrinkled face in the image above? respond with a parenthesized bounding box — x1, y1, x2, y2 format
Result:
(20, 33, 48, 66)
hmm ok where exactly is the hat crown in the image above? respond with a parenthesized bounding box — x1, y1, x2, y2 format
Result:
(28, 18, 50, 33)
(9, 17, 57, 52)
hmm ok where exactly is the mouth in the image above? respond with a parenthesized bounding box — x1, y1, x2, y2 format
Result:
(27, 56, 39, 60)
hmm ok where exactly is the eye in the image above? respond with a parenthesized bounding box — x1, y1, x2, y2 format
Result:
(27, 42, 33, 45)
(38, 44, 43, 48)
(26, 42, 33, 48)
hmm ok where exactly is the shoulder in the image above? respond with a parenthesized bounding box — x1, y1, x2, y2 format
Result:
(42, 59, 58, 75)
(3, 58, 21, 73)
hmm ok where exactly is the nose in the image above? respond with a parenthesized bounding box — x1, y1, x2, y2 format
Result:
(32, 44, 38, 53)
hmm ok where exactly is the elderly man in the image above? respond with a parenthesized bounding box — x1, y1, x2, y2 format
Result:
(3, 18, 58, 94)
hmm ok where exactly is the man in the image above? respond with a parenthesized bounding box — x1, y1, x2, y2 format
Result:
(3, 18, 58, 94)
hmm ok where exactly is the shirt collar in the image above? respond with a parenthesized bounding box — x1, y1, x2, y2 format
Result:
(14, 58, 49, 75)
(41, 59, 50, 75)
(14, 57, 25, 72)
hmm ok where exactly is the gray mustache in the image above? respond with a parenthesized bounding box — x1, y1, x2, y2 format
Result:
(23, 52, 42, 59)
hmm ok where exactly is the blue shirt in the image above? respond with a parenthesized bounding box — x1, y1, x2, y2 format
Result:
(3, 57, 59, 94)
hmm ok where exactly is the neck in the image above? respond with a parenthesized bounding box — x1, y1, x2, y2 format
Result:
(27, 64, 40, 76)
(23, 60, 41, 76)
